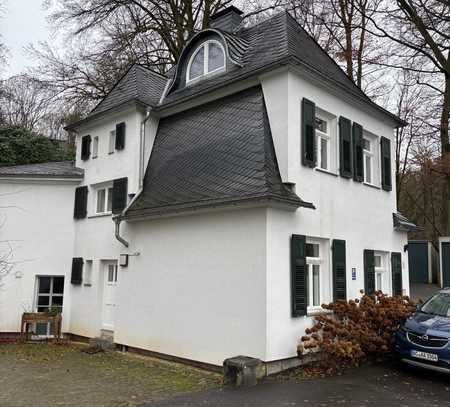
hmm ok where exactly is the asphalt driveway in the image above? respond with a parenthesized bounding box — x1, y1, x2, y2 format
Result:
(143, 361, 450, 407)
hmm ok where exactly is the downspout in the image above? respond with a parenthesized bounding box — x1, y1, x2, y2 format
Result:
(114, 217, 129, 247)
(114, 107, 153, 247)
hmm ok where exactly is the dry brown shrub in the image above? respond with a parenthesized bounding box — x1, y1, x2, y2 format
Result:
(298, 291, 416, 371)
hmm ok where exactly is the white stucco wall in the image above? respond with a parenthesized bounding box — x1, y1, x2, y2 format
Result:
(261, 69, 409, 361)
(0, 179, 78, 332)
(69, 106, 158, 338)
(114, 208, 267, 366)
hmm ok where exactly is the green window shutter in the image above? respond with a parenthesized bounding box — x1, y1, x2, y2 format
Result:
(115, 122, 126, 150)
(73, 186, 88, 219)
(81, 135, 91, 161)
(332, 239, 347, 301)
(339, 117, 353, 178)
(391, 252, 402, 296)
(291, 234, 307, 317)
(352, 122, 364, 182)
(380, 137, 392, 191)
(301, 98, 316, 168)
(71, 257, 83, 285)
(112, 177, 128, 214)
(364, 249, 375, 295)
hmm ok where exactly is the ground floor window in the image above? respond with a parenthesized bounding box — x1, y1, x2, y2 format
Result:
(306, 240, 328, 310)
(374, 252, 390, 294)
(35, 276, 64, 336)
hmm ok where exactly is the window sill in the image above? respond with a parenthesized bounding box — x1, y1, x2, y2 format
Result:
(88, 212, 112, 219)
(314, 167, 338, 177)
(363, 182, 381, 190)
(307, 308, 333, 317)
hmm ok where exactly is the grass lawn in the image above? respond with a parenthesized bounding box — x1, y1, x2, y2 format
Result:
(0, 342, 221, 407)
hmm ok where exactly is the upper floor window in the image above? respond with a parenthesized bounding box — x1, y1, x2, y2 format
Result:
(363, 131, 380, 187)
(187, 40, 225, 83)
(92, 136, 99, 159)
(363, 138, 373, 184)
(315, 116, 330, 171)
(95, 185, 113, 214)
(109, 130, 116, 154)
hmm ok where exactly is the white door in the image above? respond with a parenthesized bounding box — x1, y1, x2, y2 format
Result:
(102, 261, 118, 330)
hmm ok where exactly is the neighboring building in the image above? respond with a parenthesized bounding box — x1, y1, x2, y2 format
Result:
(407, 240, 439, 285)
(0, 7, 416, 369)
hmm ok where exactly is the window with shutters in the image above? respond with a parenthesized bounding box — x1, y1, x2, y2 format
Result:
(109, 130, 116, 154)
(92, 136, 99, 158)
(374, 251, 390, 294)
(363, 131, 380, 187)
(94, 184, 113, 215)
(314, 108, 337, 173)
(305, 239, 331, 311)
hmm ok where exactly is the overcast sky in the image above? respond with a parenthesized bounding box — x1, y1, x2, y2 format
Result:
(1, 0, 51, 78)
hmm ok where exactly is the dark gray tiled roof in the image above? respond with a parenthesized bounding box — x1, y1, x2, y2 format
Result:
(123, 86, 313, 219)
(0, 161, 84, 178)
(88, 65, 168, 117)
(159, 12, 403, 126)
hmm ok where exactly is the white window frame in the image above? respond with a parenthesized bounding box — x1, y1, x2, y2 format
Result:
(374, 251, 390, 294)
(315, 116, 331, 171)
(92, 136, 99, 159)
(306, 238, 331, 314)
(363, 137, 373, 184)
(186, 40, 226, 84)
(95, 184, 113, 215)
(312, 108, 337, 174)
(109, 130, 116, 154)
(363, 131, 381, 187)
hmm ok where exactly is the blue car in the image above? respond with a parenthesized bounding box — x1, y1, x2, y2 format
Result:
(394, 288, 450, 374)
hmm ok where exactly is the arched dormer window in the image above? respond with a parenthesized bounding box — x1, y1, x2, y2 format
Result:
(186, 40, 225, 83)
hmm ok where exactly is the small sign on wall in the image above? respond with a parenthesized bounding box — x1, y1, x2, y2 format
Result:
(352, 268, 356, 280)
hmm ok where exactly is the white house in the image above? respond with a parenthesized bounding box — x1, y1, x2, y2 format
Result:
(0, 7, 416, 370)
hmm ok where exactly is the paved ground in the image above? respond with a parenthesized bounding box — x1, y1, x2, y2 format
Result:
(410, 283, 441, 302)
(0, 342, 220, 407)
(144, 361, 450, 407)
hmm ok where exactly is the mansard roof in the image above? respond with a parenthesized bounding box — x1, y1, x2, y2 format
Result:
(122, 86, 313, 220)
(68, 10, 403, 130)
(158, 12, 404, 126)
(0, 161, 84, 179)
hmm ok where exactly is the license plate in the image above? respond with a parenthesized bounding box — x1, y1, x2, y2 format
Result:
(411, 350, 438, 362)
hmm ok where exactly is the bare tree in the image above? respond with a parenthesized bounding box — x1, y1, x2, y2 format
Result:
(30, 0, 237, 112)
(0, 74, 55, 132)
(362, 0, 450, 234)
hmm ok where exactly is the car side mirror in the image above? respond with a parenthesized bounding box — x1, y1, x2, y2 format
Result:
(416, 304, 422, 311)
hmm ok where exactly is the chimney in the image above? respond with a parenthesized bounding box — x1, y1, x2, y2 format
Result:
(210, 6, 243, 32)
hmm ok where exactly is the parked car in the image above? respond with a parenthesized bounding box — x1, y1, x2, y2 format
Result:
(394, 288, 450, 373)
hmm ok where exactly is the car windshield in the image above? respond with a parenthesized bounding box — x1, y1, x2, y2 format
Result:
(420, 293, 450, 317)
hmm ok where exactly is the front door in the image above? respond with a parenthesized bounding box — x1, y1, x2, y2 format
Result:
(442, 243, 450, 288)
(102, 261, 118, 331)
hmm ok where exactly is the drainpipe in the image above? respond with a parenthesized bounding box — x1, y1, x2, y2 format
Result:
(114, 216, 129, 248)
(113, 108, 152, 248)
